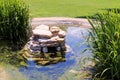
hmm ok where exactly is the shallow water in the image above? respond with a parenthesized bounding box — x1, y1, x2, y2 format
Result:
(19, 27, 92, 80)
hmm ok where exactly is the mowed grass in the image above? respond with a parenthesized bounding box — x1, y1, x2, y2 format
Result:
(25, 0, 120, 17)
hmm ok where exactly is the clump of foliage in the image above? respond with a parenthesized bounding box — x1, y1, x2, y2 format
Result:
(0, 0, 30, 49)
(0, 47, 27, 67)
(88, 10, 120, 80)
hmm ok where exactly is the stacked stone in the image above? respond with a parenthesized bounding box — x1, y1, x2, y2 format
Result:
(29, 25, 66, 53)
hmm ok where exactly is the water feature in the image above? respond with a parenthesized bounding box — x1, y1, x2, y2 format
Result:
(19, 27, 92, 80)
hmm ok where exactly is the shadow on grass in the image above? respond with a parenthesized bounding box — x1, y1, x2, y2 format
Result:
(102, 8, 120, 13)
(75, 8, 120, 19)
(75, 14, 98, 18)
(75, 13, 100, 20)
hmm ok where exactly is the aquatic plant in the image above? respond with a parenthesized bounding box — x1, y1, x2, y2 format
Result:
(0, 47, 27, 67)
(88, 10, 120, 80)
(0, 0, 30, 49)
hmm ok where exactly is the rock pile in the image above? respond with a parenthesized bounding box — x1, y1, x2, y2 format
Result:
(20, 25, 66, 65)
(29, 25, 66, 52)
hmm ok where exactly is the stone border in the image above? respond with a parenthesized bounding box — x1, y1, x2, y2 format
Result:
(30, 17, 91, 28)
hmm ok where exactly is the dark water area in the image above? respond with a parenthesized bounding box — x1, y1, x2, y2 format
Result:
(19, 27, 92, 80)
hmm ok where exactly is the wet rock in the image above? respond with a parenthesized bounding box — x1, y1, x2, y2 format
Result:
(37, 61, 50, 65)
(20, 25, 66, 65)
(20, 44, 66, 65)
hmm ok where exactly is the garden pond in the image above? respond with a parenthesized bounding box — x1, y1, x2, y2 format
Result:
(19, 26, 92, 80)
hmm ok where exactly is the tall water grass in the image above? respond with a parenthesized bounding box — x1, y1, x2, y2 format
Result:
(88, 10, 120, 80)
(0, 0, 30, 49)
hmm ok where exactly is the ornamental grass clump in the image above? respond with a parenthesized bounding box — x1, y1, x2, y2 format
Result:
(0, 0, 30, 49)
(88, 10, 120, 80)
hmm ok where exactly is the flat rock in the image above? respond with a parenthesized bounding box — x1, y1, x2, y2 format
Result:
(35, 24, 50, 30)
(32, 29, 52, 38)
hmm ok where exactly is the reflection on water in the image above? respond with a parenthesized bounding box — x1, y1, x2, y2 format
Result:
(19, 27, 92, 80)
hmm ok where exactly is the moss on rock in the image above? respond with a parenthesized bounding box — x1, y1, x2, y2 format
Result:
(19, 44, 66, 66)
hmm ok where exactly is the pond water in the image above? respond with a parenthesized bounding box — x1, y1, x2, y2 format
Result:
(19, 27, 92, 80)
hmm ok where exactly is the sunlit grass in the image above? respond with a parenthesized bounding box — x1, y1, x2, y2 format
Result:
(25, 0, 120, 17)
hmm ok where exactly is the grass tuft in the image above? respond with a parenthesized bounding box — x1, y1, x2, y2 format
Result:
(0, 0, 30, 49)
(88, 9, 120, 80)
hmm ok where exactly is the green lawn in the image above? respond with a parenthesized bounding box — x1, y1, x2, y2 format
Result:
(25, 0, 120, 17)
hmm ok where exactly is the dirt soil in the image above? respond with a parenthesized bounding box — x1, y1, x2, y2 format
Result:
(0, 66, 10, 80)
